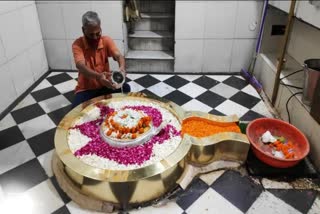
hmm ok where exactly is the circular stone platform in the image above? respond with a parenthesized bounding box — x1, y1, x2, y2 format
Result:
(53, 93, 251, 212)
(54, 93, 192, 208)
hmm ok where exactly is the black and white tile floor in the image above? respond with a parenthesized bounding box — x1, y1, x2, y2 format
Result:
(0, 71, 319, 214)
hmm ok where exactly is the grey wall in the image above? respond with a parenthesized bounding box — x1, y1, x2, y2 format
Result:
(0, 1, 48, 113)
(174, 1, 263, 73)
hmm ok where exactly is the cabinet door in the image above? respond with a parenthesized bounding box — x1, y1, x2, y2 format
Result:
(296, 0, 320, 29)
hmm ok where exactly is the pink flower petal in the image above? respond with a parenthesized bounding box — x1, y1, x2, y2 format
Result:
(72, 105, 180, 166)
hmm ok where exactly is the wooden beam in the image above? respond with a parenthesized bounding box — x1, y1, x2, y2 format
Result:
(271, 0, 297, 105)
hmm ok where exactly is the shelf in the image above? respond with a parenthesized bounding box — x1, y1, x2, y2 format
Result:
(269, 1, 320, 30)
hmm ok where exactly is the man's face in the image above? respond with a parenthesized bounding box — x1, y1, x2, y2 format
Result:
(82, 24, 102, 48)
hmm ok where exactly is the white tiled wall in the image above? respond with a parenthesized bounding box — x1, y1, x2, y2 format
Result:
(66, 40, 77, 70)
(204, 2, 237, 39)
(9, 52, 34, 95)
(36, 3, 65, 39)
(235, 1, 262, 39)
(44, 40, 71, 70)
(36, 1, 124, 70)
(0, 1, 48, 113)
(0, 1, 18, 15)
(92, 2, 123, 40)
(0, 10, 26, 60)
(230, 39, 256, 72)
(27, 41, 48, 80)
(203, 40, 233, 73)
(62, 3, 92, 40)
(0, 64, 17, 113)
(175, 1, 263, 73)
(21, 4, 43, 48)
(0, 36, 6, 65)
(175, 1, 205, 39)
(174, 40, 204, 73)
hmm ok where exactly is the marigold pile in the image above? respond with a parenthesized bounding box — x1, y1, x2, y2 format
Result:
(181, 117, 241, 138)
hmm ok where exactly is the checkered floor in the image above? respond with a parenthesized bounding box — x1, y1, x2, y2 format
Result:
(0, 71, 319, 214)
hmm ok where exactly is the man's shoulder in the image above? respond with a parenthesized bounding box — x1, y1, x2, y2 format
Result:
(101, 36, 115, 46)
(101, 35, 113, 41)
(72, 37, 85, 48)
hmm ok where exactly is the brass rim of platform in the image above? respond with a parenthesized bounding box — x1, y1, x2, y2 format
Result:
(53, 92, 251, 207)
(54, 93, 192, 182)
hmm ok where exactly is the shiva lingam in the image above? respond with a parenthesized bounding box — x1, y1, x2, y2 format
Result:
(52, 92, 250, 212)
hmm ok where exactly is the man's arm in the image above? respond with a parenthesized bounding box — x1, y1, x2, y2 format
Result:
(76, 61, 101, 79)
(76, 61, 115, 89)
(73, 43, 101, 80)
(113, 50, 126, 73)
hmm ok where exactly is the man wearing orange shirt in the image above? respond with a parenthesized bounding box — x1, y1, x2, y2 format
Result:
(71, 11, 131, 108)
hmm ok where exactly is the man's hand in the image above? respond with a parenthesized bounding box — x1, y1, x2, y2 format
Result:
(119, 66, 127, 77)
(97, 72, 117, 89)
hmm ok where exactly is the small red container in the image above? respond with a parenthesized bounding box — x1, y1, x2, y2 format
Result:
(246, 118, 310, 168)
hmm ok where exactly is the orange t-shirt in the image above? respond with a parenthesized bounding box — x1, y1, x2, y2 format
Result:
(72, 36, 119, 93)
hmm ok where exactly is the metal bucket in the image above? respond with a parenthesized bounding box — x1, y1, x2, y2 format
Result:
(302, 59, 320, 105)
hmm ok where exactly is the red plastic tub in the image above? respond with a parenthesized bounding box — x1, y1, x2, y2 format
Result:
(246, 118, 310, 168)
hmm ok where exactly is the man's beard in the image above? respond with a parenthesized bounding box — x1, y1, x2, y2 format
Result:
(86, 36, 100, 48)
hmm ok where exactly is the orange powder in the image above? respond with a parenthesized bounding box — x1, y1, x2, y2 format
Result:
(182, 117, 241, 137)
